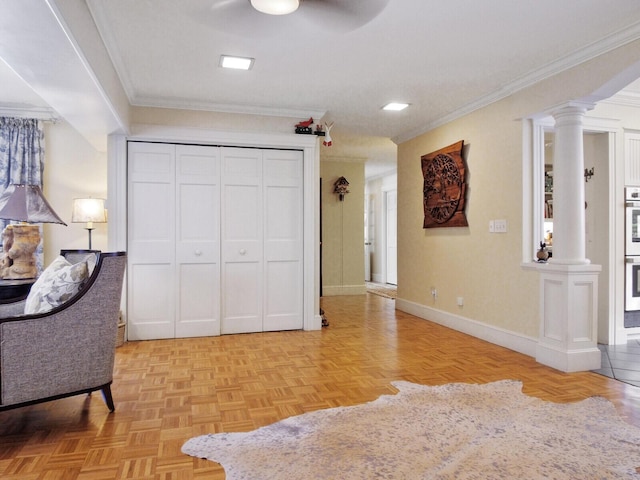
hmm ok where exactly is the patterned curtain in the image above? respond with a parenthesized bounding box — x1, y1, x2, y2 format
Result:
(0, 117, 45, 270)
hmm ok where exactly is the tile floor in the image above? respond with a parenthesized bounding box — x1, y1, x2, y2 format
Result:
(595, 340, 640, 387)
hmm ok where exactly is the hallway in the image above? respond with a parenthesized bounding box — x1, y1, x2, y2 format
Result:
(596, 340, 640, 387)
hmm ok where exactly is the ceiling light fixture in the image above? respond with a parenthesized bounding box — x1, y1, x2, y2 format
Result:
(220, 55, 255, 70)
(383, 102, 409, 111)
(250, 0, 300, 15)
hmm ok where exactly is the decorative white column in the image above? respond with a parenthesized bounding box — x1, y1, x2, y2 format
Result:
(536, 103, 602, 372)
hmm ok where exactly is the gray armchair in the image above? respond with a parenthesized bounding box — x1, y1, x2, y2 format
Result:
(0, 250, 126, 412)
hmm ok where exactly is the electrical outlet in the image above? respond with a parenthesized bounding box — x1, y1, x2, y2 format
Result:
(430, 287, 437, 299)
(494, 219, 507, 233)
(456, 296, 464, 307)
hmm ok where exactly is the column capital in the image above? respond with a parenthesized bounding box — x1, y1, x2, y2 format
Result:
(550, 101, 595, 118)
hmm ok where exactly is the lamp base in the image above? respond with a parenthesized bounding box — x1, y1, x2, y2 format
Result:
(0, 224, 40, 280)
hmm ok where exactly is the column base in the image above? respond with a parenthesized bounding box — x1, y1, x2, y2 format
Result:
(536, 343, 601, 372)
(536, 262, 601, 372)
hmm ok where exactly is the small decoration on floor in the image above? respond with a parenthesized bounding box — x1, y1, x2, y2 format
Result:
(537, 241, 549, 262)
(323, 122, 334, 147)
(320, 308, 329, 327)
(295, 117, 314, 134)
(333, 176, 350, 201)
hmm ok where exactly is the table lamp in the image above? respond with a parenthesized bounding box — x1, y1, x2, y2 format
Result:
(71, 198, 106, 249)
(0, 184, 67, 279)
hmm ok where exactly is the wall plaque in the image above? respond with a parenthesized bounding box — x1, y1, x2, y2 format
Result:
(421, 140, 468, 228)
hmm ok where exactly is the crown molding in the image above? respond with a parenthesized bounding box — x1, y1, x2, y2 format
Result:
(0, 105, 59, 121)
(392, 20, 640, 145)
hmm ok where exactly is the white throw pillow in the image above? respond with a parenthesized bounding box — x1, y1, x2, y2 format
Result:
(24, 255, 90, 314)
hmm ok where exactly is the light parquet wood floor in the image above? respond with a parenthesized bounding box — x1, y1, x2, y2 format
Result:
(1, 294, 640, 479)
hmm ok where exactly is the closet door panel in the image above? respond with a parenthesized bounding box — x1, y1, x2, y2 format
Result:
(263, 150, 303, 331)
(176, 145, 221, 337)
(222, 261, 262, 334)
(127, 142, 176, 340)
(128, 263, 174, 340)
(221, 147, 264, 334)
(178, 263, 219, 337)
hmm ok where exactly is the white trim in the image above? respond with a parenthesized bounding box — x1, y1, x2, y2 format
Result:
(0, 106, 58, 121)
(396, 298, 538, 359)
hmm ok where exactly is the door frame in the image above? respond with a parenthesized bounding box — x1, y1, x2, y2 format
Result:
(380, 177, 398, 285)
(107, 125, 322, 332)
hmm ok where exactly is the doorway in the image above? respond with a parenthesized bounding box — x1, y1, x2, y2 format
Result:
(385, 189, 397, 285)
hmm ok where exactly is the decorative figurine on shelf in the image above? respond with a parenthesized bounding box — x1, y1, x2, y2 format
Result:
(536, 241, 549, 263)
(314, 124, 325, 136)
(295, 117, 314, 134)
(323, 122, 334, 147)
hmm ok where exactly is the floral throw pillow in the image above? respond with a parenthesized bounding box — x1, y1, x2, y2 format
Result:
(24, 256, 90, 314)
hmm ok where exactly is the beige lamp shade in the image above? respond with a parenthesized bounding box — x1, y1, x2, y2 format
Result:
(71, 198, 106, 226)
(71, 198, 106, 249)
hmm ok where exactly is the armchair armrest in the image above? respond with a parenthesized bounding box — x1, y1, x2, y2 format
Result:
(0, 299, 26, 317)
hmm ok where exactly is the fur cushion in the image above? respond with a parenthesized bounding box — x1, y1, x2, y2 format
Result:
(24, 255, 90, 314)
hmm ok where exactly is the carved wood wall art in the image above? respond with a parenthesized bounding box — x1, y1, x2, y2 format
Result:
(421, 140, 468, 228)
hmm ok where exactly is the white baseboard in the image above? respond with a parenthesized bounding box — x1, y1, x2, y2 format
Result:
(396, 298, 538, 359)
(323, 284, 367, 296)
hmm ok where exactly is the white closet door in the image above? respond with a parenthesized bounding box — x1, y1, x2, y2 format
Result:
(128, 142, 176, 340)
(175, 145, 221, 337)
(263, 149, 304, 331)
(221, 147, 264, 334)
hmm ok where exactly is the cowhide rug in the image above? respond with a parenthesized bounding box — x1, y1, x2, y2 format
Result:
(182, 380, 640, 479)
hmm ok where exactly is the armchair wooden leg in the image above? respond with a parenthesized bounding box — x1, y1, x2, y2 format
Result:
(101, 384, 115, 412)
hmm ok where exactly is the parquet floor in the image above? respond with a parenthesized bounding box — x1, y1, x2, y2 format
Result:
(1, 293, 640, 479)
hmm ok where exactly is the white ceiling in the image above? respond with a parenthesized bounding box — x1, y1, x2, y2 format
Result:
(3, 0, 640, 178)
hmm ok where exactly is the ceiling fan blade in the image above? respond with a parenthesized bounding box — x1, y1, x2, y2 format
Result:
(192, 0, 292, 37)
(192, 0, 389, 36)
(298, 0, 390, 33)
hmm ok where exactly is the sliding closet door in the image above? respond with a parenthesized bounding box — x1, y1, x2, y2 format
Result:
(263, 149, 304, 331)
(221, 147, 264, 334)
(220, 147, 304, 334)
(175, 145, 221, 337)
(128, 142, 303, 338)
(128, 142, 176, 339)
(128, 142, 221, 340)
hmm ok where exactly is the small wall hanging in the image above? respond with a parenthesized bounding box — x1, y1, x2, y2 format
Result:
(421, 140, 468, 228)
(333, 176, 350, 201)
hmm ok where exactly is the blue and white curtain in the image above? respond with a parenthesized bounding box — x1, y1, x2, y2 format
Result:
(0, 117, 45, 269)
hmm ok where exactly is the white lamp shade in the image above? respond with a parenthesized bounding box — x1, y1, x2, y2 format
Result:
(72, 198, 106, 224)
(251, 0, 299, 15)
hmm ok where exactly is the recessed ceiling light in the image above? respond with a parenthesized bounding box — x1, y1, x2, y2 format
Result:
(220, 55, 254, 70)
(383, 102, 409, 111)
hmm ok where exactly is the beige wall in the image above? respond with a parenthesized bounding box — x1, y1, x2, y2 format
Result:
(397, 99, 540, 337)
(321, 160, 365, 295)
(396, 38, 640, 341)
(42, 120, 108, 264)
